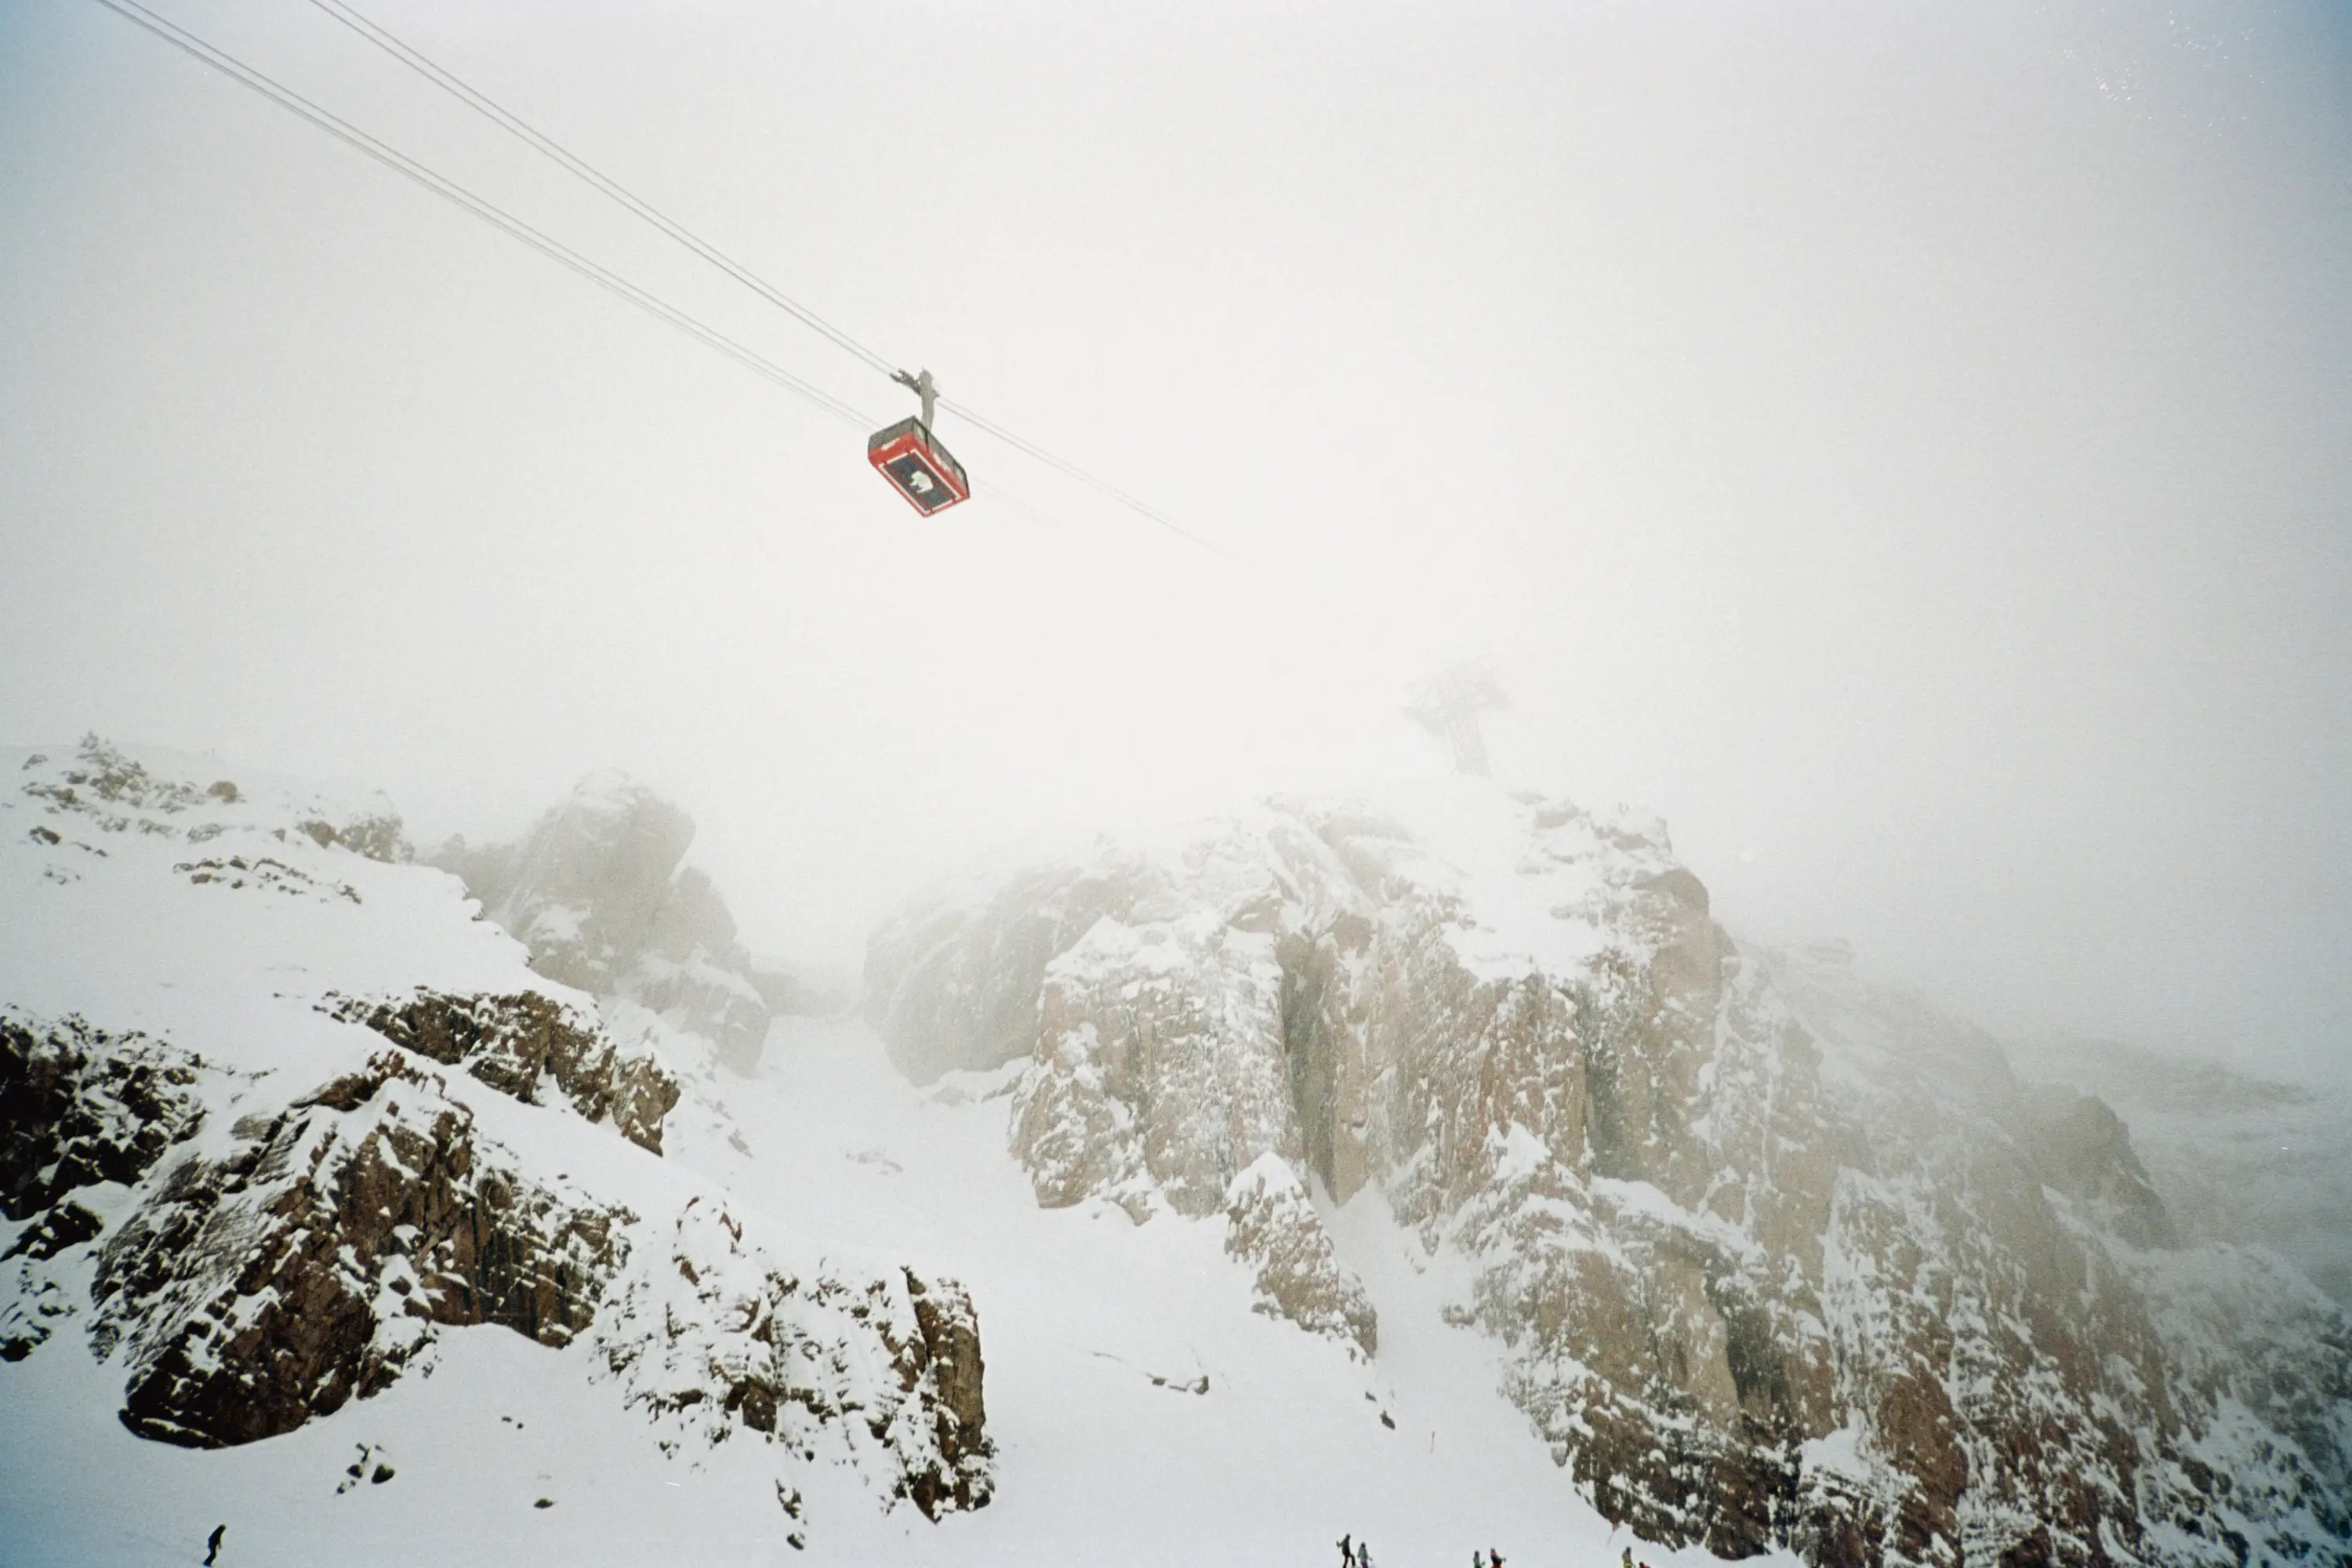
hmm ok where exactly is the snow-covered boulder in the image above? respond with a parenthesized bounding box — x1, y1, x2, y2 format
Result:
(866, 776, 2352, 1566)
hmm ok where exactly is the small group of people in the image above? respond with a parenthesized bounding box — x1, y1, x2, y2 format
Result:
(1333, 1534, 1653, 1566)
(1335, 1534, 1508, 1567)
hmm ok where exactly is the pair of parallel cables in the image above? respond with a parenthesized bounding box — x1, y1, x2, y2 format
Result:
(89, 0, 1399, 649)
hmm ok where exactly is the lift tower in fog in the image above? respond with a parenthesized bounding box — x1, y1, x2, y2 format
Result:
(1404, 661, 1508, 777)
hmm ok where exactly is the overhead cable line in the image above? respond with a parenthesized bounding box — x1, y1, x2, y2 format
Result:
(99, 0, 1431, 665)
(290, 0, 1411, 646)
(935, 397, 1269, 577)
(89, 0, 875, 431)
(300, 0, 898, 380)
(85, 0, 1359, 658)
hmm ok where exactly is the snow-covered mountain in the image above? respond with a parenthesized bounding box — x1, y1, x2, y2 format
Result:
(866, 779, 2352, 1567)
(1, 739, 987, 1563)
(6, 739, 2347, 1568)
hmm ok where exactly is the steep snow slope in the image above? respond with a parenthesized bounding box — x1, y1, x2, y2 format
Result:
(669, 1015, 1784, 1568)
(18, 739, 2342, 1568)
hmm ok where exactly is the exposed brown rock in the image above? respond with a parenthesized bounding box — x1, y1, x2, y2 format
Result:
(324, 989, 677, 1155)
(92, 1050, 631, 1448)
(591, 1199, 993, 1519)
(2024, 1086, 2176, 1249)
(902, 1270, 991, 1518)
(1223, 1154, 1377, 1355)
(2, 1012, 205, 1220)
(2, 1011, 996, 1527)
(1015, 911, 1299, 1217)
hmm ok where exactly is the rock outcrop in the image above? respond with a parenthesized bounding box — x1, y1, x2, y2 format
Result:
(2, 1013, 205, 1225)
(866, 781, 2352, 1566)
(94, 1047, 631, 1447)
(20, 734, 408, 863)
(594, 1196, 993, 1520)
(879, 818, 1385, 1356)
(2, 1013, 206, 1363)
(322, 989, 679, 1155)
(1223, 1153, 1377, 1356)
(431, 775, 804, 1073)
(2020, 1036, 2352, 1305)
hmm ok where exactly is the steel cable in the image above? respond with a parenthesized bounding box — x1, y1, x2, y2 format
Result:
(90, 0, 876, 430)
(286, 0, 1415, 649)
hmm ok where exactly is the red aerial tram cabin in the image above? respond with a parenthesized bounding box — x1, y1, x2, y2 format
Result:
(867, 416, 971, 516)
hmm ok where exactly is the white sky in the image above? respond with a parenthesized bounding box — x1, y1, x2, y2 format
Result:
(3, 0, 2347, 1083)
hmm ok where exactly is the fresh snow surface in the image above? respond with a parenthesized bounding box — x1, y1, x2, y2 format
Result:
(0, 745, 1780, 1568)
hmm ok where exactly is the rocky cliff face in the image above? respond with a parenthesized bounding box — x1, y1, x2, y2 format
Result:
(866, 780, 2350, 1566)
(430, 774, 815, 1073)
(0, 739, 992, 1533)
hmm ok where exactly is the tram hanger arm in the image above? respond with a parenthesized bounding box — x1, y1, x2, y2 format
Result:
(891, 367, 938, 429)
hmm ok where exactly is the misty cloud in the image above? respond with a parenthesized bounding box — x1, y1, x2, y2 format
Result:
(2, 0, 2346, 1081)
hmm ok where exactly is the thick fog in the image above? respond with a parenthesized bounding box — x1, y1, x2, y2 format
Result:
(3, 1, 2347, 1083)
